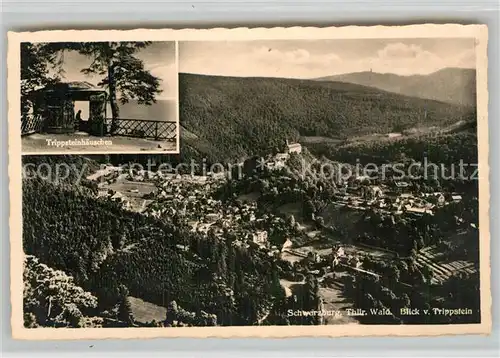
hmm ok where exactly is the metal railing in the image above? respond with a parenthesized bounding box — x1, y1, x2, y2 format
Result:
(21, 114, 44, 136)
(105, 118, 177, 141)
(20, 115, 178, 141)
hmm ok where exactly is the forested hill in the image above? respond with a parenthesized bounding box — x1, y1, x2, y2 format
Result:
(22, 156, 291, 327)
(179, 72, 476, 163)
(315, 68, 476, 107)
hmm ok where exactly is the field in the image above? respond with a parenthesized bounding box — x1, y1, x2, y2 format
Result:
(86, 166, 119, 181)
(279, 279, 303, 297)
(277, 202, 304, 218)
(127, 296, 167, 324)
(280, 274, 359, 325)
(415, 246, 477, 285)
(318, 282, 360, 325)
(280, 251, 305, 264)
(321, 204, 366, 238)
(237, 191, 261, 203)
(101, 180, 157, 212)
(277, 200, 395, 262)
(277, 202, 314, 232)
(300, 136, 344, 145)
(105, 180, 156, 196)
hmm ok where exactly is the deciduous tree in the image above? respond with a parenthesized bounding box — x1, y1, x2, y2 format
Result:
(23, 255, 98, 328)
(20, 43, 64, 115)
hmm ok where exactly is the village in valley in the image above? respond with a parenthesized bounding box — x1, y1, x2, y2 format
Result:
(84, 139, 477, 325)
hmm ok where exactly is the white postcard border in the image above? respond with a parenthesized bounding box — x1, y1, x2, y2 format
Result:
(8, 24, 491, 339)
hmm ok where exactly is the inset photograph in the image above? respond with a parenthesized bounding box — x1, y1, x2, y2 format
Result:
(21, 41, 179, 154)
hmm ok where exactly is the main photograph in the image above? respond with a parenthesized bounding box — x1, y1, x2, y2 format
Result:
(21, 38, 481, 328)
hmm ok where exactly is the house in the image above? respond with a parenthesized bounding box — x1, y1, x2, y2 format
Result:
(123, 201, 132, 210)
(284, 139, 302, 154)
(429, 193, 446, 205)
(252, 230, 268, 247)
(197, 223, 215, 234)
(335, 193, 349, 201)
(97, 188, 109, 197)
(266, 161, 277, 170)
(406, 206, 433, 216)
(362, 185, 383, 200)
(281, 238, 293, 251)
(434, 193, 446, 204)
(335, 246, 345, 257)
(274, 161, 286, 169)
(275, 153, 289, 162)
(399, 193, 413, 201)
(205, 213, 221, 222)
(347, 255, 360, 268)
(176, 244, 188, 251)
(395, 181, 410, 188)
(111, 191, 126, 201)
(308, 252, 322, 264)
(332, 256, 341, 268)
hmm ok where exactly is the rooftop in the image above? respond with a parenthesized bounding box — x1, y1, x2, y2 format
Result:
(30, 81, 107, 101)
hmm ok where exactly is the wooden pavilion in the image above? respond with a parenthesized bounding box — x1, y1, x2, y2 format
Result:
(23, 81, 108, 136)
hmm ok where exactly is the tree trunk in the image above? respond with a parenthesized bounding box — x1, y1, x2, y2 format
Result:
(107, 62, 120, 134)
(47, 296, 53, 320)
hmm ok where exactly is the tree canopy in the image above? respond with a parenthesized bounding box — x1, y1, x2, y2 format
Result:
(20, 43, 64, 114)
(70, 42, 162, 121)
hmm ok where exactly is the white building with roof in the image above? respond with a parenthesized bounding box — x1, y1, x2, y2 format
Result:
(284, 139, 302, 154)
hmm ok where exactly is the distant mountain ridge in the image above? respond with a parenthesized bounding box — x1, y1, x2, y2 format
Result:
(314, 68, 476, 107)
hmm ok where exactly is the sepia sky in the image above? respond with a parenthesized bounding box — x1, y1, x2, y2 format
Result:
(53, 41, 177, 99)
(179, 38, 476, 78)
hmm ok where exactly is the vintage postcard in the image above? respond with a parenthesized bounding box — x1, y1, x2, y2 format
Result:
(13, 37, 179, 154)
(8, 24, 490, 340)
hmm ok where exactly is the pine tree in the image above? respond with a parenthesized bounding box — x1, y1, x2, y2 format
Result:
(117, 285, 134, 325)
